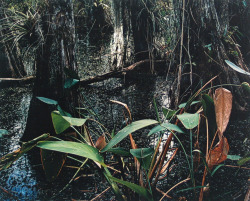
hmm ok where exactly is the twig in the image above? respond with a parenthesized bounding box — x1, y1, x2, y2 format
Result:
(159, 178, 190, 201)
(90, 187, 111, 201)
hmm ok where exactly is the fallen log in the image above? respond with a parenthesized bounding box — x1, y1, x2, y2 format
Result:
(80, 59, 164, 86)
(0, 76, 35, 87)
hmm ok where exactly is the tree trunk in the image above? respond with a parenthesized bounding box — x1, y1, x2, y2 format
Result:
(170, 0, 250, 110)
(110, 0, 155, 71)
(23, 0, 78, 140)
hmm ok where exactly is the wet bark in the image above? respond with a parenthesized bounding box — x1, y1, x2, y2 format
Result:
(23, 0, 78, 140)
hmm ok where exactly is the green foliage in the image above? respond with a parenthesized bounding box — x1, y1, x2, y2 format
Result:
(201, 94, 217, 134)
(101, 119, 159, 152)
(107, 175, 153, 201)
(37, 97, 58, 105)
(177, 113, 199, 129)
(130, 148, 154, 170)
(162, 107, 176, 119)
(51, 111, 87, 134)
(37, 141, 106, 166)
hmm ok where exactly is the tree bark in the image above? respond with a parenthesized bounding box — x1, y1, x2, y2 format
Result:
(170, 0, 250, 109)
(23, 0, 78, 140)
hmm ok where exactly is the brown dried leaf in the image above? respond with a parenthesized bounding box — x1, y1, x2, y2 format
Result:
(95, 135, 106, 150)
(213, 88, 232, 139)
(208, 137, 229, 170)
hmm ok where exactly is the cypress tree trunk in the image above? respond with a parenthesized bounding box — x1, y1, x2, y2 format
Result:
(170, 0, 250, 110)
(23, 0, 78, 140)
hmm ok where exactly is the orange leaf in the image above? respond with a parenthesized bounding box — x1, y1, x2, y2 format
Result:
(213, 88, 232, 139)
(95, 135, 107, 150)
(208, 137, 229, 170)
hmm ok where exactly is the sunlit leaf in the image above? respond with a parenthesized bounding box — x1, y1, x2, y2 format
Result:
(162, 107, 176, 119)
(0, 134, 49, 170)
(213, 88, 232, 138)
(225, 60, 250, 76)
(37, 141, 105, 166)
(107, 175, 153, 201)
(37, 97, 58, 105)
(101, 119, 158, 152)
(177, 113, 199, 129)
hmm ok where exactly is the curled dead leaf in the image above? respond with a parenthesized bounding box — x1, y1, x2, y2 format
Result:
(208, 136, 229, 170)
(213, 88, 232, 139)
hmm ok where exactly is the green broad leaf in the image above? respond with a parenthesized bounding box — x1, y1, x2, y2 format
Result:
(62, 116, 87, 127)
(178, 101, 200, 109)
(64, 78, 79, 89)
(51, 111, 87, 134)
(107, 147, 130, 157)
(227, 155, 241, 160)
(130, 148, 154, 170)
(64, 67, 79, 79)
(41, 146, 67, 182)
(161, 122, 184, 133)
(101, 119, 159, 152)
(37, 97, 58, 105)
(177, 113, 199, 129)
(162, 107, 176, 119)
(107, 175, 153, 201)
(237, 153, 250, 166)
(57, 105, 72, 117)
(51, 111, 71, 134)
(225, 60, 250, 76)
(37, 141, 105, 166)
(0, 134, 49, 170)
(130, 148, 154, 159)
(0, 129, 8, 138)
(202, 94, 217, 134)
(148, 125, 165, 136)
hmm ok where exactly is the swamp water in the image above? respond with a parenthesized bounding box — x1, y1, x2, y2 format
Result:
(0, 78, 249, 201)
(0, 35, 249, 201)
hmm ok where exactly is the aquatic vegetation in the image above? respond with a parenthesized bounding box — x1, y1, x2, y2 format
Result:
(1, 77, 249, 200)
